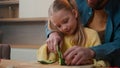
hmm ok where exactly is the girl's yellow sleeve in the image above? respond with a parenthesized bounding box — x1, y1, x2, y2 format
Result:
(37, 44, 57, 64)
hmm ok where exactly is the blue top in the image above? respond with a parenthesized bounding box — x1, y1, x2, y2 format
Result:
(75, 0, 120, 59)
(45, 0, 120, 60)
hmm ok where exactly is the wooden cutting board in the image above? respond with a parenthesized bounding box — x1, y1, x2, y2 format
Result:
(0, 59, 93, 68)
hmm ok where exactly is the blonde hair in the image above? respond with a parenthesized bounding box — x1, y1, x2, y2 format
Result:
(48, 0, 86, 46)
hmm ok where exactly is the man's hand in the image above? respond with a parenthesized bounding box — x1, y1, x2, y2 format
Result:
(46, 32, 63, 53)
(63, 46, 95, 65)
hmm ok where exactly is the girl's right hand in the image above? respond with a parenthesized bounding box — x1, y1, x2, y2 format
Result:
(46, 32, 63, 53)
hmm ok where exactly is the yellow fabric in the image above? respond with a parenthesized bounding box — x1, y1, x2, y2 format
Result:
(61, 28, 101, 53)
(37, 28, 107, 66)
(37, 44, 57, 63)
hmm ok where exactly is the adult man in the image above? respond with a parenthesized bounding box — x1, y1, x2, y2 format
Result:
(46, 0, 120, 66)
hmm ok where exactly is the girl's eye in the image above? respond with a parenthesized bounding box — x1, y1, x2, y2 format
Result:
(56, 25, 61, 28)
(63, 18, 69, 24)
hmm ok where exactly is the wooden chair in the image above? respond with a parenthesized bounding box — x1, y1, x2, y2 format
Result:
(0, 44, 11, 59)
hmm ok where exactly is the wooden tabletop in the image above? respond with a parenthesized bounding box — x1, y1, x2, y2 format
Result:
(0, 59, 93, 68)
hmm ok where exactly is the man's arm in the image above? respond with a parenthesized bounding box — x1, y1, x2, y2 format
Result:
(90, 17, 120, 60)
(45, 23, 52, 38)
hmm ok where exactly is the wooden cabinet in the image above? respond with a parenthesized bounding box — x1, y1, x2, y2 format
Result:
(0, 17, 48, 49)
(0, 0, 19, 18)
(0, 0, 48, 49)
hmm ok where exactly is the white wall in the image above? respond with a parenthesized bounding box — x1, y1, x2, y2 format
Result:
(19, 0, 54, 18)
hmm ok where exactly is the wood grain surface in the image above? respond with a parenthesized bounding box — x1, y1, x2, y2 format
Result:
(0, 59, 93, 68)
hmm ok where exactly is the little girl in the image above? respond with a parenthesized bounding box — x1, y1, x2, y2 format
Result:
(37, 0, 108, 66)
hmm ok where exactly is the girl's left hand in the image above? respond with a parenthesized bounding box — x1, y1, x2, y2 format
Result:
(63, 46, 95, 65)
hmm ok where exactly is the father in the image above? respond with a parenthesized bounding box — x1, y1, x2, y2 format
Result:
(46, 0, 120, 66)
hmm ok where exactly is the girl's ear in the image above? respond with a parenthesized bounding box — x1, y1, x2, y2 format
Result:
(72, 9, 78, 18)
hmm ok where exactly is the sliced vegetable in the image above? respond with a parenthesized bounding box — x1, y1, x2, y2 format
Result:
(38, 60, 55, 64)
(56, 44, 66, 65)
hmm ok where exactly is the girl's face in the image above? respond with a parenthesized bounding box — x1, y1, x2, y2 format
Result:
(50, 9, 78, 35)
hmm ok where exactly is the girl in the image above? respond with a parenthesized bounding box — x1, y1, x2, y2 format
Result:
(37, 0, 107, 66)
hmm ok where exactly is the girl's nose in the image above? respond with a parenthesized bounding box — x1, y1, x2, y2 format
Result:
(62, 26, 68, 32)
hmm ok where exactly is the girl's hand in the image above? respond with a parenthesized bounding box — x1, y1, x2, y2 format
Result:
(46, 32, 63, 53)
(63, 46, 95, 65)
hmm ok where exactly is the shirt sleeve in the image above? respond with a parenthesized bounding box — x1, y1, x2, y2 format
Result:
(45, 23, 52, 38)
(90, 22, 120, 60)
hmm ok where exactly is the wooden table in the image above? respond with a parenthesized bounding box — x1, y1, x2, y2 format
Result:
(0, 59, 93, 68)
